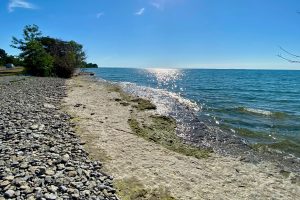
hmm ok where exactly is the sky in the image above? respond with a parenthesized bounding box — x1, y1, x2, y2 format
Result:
(1, 0, 300, 69)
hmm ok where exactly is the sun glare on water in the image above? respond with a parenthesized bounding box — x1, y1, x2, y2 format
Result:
(145, 68, 183, 87)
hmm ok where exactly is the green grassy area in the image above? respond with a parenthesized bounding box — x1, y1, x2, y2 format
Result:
(128, 115, 212, 159)
(115, 177, 176, 200)
(0, 66, 25, 76)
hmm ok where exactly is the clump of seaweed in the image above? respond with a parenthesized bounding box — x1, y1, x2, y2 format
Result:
(108, 84, 156, 110)
(131, 98, 157, 111)
(115, 177, 176, 200)
(128, 115, 212, 159)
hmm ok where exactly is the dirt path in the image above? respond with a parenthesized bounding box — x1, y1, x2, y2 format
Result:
(63, 76, 300, 200)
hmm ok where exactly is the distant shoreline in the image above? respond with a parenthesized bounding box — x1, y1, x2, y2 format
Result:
(94, 66, 300, 71)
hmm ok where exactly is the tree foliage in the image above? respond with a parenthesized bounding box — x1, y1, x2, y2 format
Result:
(0, 48, 7, 65)
(0, 48, 23, 66)
(82, 62, 98, 68)
(11, 24, 87, 78)
(39, 37, 86, 77)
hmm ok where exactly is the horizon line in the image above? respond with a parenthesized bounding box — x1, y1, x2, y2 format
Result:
(96, 66, 300, 70)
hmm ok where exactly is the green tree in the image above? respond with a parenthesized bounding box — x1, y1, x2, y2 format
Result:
(0, 48, 7, 65)
(11, 24, 88, 77)
(23, 40, 54, 76)
(40, 37, 86, 77)
(11, 25, 53, 76)
(82, 62, 98, 68)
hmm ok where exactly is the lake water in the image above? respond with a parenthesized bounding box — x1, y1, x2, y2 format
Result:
(87, 68, 300, 158)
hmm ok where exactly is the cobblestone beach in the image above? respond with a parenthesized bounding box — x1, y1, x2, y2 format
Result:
(0, 76, 118, 200)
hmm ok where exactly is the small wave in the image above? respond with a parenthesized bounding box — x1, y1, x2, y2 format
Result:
(236, 107, 287, 118)
(163, 90, 200, 112)
(242, 108, 273, 116)
(119, 82, 200, 113)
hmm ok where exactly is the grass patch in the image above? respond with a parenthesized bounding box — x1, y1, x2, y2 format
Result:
(0, 67, 25, 76)
(115, 177, 176, 200)
(128, 115, 212, 159)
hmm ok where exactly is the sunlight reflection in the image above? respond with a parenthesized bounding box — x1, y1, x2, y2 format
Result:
(145, 68, 182, 87)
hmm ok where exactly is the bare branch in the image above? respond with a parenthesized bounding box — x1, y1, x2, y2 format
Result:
(278, 46, 300, 58)
(277, 54, 300, 63)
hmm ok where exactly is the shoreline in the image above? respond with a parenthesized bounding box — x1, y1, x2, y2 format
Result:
(89, 72, 300, 173)
(63, 75, 300, 199)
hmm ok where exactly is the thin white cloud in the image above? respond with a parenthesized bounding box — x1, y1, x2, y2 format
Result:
(150, 2, 161, 9)
(8, 0, 36, 12)
(134, 8, 145, 15)
(150, 0, 181, 10)
(96, 12, 104, 19)
(150, 0, 165, 10)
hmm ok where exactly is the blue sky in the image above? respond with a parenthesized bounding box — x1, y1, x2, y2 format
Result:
(1, 0, 300, 69)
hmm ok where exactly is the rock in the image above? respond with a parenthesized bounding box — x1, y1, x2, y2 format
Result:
(57, 163, 65, 170)
(45, 169, 55, 176)
(4, 175, 14, 181)
(0, 180, 10, 187)
(45, 193, 57, 200)
(48, 185, 58, 193)
(68, 171, 77, 177)
(62, 154, 70, 162)
(35, 167, 46, 176)
(27, 196, 36, 200)
(30, 124, 39, 130)
(71, 191, 80, 199)
(82, 190, 91, 196)
(59, 185, 68, 192)
(4, 189, 15, 198)
(20, 162, 29, 169)
(39, 124, 45, 130)
(44, 103, 56, 109)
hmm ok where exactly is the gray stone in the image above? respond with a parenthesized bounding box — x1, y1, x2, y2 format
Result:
(30, 124, 39, 130)
(4, 189, 15, 198)
(4, 175, 15, 181)
(44, 103, 56, 109)
(39, 124, 45, 130)
(62, 154, 70, 162)
(59, 185, 68, 192)
(45, 193, 57, 200)
(68, 171, 77, 177)
(0, 180, 10, 187)
(45, 169, 55, 176)
(48, 185, 58, 193)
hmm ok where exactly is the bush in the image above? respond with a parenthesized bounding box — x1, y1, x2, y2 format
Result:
(23, 41, 54, 76)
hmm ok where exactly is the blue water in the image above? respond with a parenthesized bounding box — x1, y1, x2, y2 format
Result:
(88, 68, 300, 156)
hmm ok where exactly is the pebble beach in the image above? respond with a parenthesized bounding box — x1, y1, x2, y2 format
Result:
(0, 76, 118, 199)
(0, 75, 299, 200)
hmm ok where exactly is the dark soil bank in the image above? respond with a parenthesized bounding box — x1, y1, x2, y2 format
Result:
(0, 76, 118, 200)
